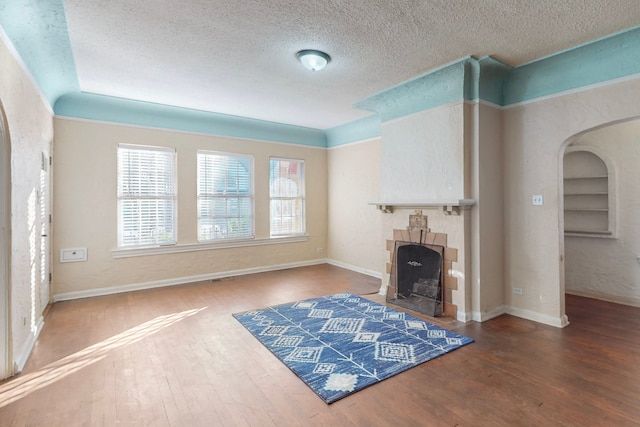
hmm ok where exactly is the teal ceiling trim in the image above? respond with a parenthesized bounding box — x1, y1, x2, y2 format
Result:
(464, 58, 481, 102)
(354, 58, 470, 122)
(325, 114, 381, 147)
(55, 92, 327, 147)
(504, 25, 640, 105)
(477, 56, 511, 106)
(0, 0, 78, 107)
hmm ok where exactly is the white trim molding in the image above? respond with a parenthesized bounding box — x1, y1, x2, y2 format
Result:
(112, 235, 309, 258)
(506, 306, 570, 328)
(13, 316, 44, 373)
(469, 305, 508, 323)
(54, 258, 326, 302)
(566, 289, 640, 308)
(326, 259, 382, 280)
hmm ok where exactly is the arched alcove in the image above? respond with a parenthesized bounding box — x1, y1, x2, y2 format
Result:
(563, 148, 613, 236)
(562, 119, 640, 307)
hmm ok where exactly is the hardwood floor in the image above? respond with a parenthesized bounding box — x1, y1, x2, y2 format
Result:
(0, 264, 638, 426)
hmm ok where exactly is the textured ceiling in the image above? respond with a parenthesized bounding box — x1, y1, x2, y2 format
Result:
(63, 0, 640, 129)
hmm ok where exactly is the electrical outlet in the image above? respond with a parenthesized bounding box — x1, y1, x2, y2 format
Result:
(532, 195, 544, 206)
(316, 247, 323, 253)
(512, 288, 523, 295)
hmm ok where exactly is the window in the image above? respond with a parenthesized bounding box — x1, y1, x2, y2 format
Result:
(117, 144, 176, 247)
(270, 158, 305, 237)
(197, 151, 254, 241)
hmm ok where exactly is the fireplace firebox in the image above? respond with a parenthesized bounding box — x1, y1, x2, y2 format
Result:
(387, 241, 444, 317)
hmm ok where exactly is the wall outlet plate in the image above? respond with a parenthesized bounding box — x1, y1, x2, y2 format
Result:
(60, 247, 88, 262)
(532, 195, 544, 206)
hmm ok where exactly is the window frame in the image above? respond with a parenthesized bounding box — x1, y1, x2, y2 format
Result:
(117, 143, 177, 248)
(197, 150, 255, 242)
(269, 157, 306, 237)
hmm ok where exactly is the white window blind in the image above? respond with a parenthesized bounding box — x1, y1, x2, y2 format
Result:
(117, 144, 176, 247)
(270, 158, 305, 237)
(197, 151, 254, 241)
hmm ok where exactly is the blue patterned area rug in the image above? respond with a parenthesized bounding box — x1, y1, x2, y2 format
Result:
(232, 293, 473, 403)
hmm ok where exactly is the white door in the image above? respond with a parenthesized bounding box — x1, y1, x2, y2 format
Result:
(39, 149, 51, 311)
(0, 104, 11, 379)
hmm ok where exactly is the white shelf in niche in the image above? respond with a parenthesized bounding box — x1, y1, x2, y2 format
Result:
(565, 229, 613, 237)
(563, 149, 613, 238)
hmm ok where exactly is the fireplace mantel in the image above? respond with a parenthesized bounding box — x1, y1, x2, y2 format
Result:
(369, 199, 476, 215)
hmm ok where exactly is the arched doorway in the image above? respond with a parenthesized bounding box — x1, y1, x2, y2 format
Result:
(560, 118, 640, 308)
(0, 101, 12, 379)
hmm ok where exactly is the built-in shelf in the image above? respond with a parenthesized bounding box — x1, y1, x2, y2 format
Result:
(564, 192, 608, 196)
(563, 149, 613, 238)
(563, 175, 608, 180)
(565, 229, 613, 237)
(369, 199, 476, 215)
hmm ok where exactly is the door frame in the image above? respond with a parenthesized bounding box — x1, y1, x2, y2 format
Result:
(0, 101, 12, 379)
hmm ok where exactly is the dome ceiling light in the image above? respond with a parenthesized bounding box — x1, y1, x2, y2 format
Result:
(296, 49, 331, 72)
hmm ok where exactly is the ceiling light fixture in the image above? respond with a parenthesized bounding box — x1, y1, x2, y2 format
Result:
(296, 49, 331, 72)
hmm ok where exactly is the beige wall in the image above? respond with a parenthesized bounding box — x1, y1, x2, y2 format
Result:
(52, 118, 328, 297)
(376, 102, 470, 317)
(564, 119, 640, 306)
(503, 77, 640, 326)
(0, 34, 53, 372)
(468, 102, 505, 321)
(380, 103, 465, 201)
(326, 138, 383, 276)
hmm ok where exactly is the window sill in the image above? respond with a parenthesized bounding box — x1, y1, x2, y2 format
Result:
(112, 235, 310, 258)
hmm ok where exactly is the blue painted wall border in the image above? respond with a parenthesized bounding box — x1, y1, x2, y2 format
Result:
(2, 3, 640, 149)
(55, 93, 327, 147)
(0, 0, 78, 106)
(354, 58, 470, 122)
(505, 25, 640, 105)
(325, 114, 381, 148)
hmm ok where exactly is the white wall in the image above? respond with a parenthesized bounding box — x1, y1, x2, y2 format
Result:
(503, 77, 640, 326)
(0, 33, 53, 372)
(564, 119, 640, 306)
(326, 138, 383, 276)
(52, 118, 328, 297)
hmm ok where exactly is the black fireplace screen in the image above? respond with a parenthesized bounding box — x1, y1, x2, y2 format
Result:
(386, 241, 444, 316)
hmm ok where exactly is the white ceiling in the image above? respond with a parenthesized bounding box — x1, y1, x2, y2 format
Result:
(63, 0, 640, 129)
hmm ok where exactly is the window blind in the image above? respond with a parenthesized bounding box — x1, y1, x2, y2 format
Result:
(270, 158, 305, 237)
(197, 151, 254, 241)
(117, 144, 176, 247)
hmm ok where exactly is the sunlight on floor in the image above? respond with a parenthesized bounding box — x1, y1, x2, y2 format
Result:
(0, 307, 206, 408)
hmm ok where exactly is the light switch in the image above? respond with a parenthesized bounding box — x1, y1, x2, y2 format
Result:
(60, 248, 87, 262)
(532, 195, 544, 206)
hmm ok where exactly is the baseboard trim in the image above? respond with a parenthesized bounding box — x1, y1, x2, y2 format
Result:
(471, 305, 508, 322)
(460, 305, 569, 328)
(457, 311, 473, 323)
(325, 259, 382, 280)
(13, 315, 44, 373)
(506, 306, 569, 328)
(566, 289, 640, 308)
(53, 259, 328, 302)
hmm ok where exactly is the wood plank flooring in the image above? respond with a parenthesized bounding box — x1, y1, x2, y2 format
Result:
(0, 264, 638, 426)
